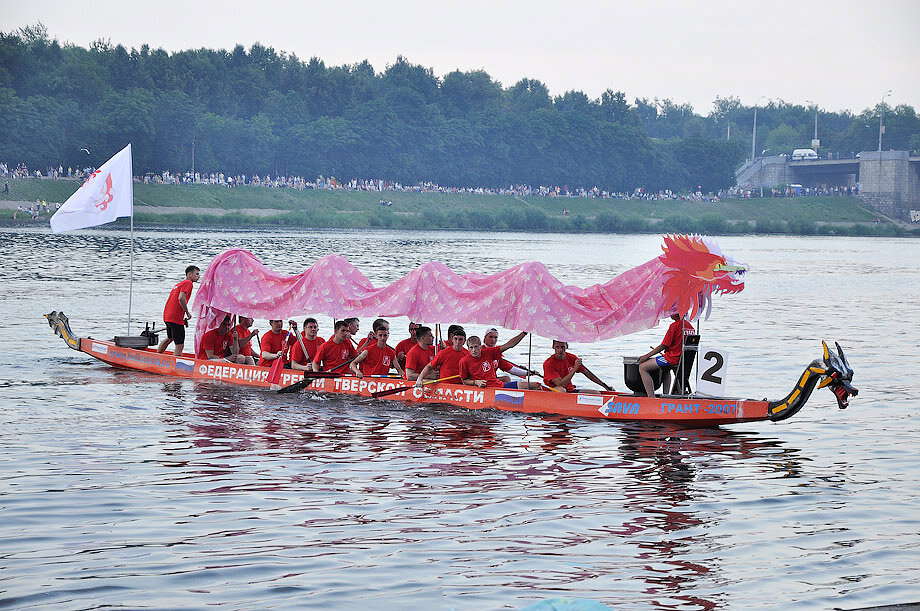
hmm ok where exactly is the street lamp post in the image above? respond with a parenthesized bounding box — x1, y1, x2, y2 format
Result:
(878, 90, 892, 152)
(751, 96, 766, 161)
(805, 100, 818, 142)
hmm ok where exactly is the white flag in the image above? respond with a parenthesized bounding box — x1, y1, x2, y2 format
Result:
(50, 143, 134, 233)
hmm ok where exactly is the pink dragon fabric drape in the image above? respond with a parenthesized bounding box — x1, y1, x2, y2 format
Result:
(193, 235, 745, 350)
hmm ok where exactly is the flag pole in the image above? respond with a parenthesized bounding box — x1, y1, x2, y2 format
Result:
(127, 209, 134, 335)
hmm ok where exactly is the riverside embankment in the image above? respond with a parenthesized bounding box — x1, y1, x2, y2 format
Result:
(1, 177, 913, 236)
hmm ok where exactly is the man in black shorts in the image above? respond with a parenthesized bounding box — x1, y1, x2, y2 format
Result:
(156, 265, 200, 356)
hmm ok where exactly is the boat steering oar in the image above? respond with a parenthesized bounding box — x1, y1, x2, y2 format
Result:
(277, 354, 359, 393)
(371, 374, 460, 399)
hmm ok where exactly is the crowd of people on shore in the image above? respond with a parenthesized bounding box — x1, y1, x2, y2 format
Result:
(1, 161, 95, 181)
(3, 157, 863, 209)
(1, 158, 789, 205)
(726, 184, 859, 199)
(151, 266, 699, 396)
(12, 199, 58, 219)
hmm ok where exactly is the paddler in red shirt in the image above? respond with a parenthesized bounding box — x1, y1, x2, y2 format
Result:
(231, 316, 258, 365)
(351, 319, 404, 378)
(354, 317, 387, 353)
(290, 317, 325, 371)
(414, 327, 469, 387)
(312, 320, 356, 372)
(543, 340, 613, 393)
(461, 336, 544, 390)
(404, 326, 437, 381)
(198, 315, 249, 363)
(394, 322, 421, 368)
(481, 327, 536, 382)
(259, 319, 296, 367)
(156, 265, 199, 356)
(343, 317, 361, 350)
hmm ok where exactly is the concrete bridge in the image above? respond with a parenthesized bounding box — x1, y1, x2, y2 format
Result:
(735, 150, 920, 222)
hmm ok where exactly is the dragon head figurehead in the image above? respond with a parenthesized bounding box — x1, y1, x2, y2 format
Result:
(659, 234, 747, 320)
(768, 341, 858, 421)
(818, 341, 858, 409)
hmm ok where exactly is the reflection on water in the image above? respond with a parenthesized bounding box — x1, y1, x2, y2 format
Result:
(2, 226, 920, 609)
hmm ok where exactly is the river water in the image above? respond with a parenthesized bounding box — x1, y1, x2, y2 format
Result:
(1, 226, 918, 610)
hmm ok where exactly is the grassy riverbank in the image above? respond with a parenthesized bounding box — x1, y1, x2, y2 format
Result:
(1, 177, 913, 236)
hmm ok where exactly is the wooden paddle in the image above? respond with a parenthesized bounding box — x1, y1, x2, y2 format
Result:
(371, 374, 460, 399)
(293, 326, 311, 367)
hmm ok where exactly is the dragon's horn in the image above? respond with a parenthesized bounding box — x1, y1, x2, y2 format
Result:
(822, 340, 830, 360)
(835, 341, 852, 373)
(808, 365, 827, 376)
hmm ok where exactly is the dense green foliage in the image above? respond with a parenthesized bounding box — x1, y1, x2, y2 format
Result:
(2, 24, 918, 193)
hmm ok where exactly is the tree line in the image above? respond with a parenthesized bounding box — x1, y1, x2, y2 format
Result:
(2, 24, 918, 193)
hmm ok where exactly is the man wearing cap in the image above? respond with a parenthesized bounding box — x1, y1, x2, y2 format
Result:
(482, 328, 533, 382)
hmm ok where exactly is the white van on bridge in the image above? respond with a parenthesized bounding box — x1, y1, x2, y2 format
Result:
(792, 148, 819, 161)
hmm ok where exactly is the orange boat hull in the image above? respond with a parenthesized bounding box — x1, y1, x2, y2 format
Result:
(80, 338, 771, 425)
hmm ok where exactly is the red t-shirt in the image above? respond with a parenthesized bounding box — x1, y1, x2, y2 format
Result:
(259, 331, 295, 367)
(394, 337, 416, 360)
(354, 335, 373, 353)
(290, 334, 326, 366)
(232, 324, 255, 356)
(358, 342, 398, 376)
(543, 352, 581, 392)
(405, 344, 436, 373)
(481, 345, 505, 371)
(313, 338, 356, 372)
(429, 347, 470, 381)
(460, 353, 512, 388)
(198, 328, 233, 360)
(163, 278, 194, 324)
(662, 318, 696, 365)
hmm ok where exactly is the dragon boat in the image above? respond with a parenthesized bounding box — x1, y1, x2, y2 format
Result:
(45, 235, 857, 426)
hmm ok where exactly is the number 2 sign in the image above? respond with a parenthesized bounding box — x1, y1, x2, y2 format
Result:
(696, 347, 728, 397)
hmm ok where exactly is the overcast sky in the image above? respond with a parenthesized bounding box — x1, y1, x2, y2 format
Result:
(6, 0, 918, 115)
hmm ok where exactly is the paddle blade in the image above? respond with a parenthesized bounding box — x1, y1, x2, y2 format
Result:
(267, 357, 284, 387)
(277, 376, 313, 394)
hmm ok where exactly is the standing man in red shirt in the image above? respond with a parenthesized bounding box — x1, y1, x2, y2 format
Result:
(543, 340, 613, 394)
(312, 320, 356, 372)
(404, 326, 437, 381)
(638, 314, 695, 397)
(157, 265, 199, 356)
(290, 317, 325, 371)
